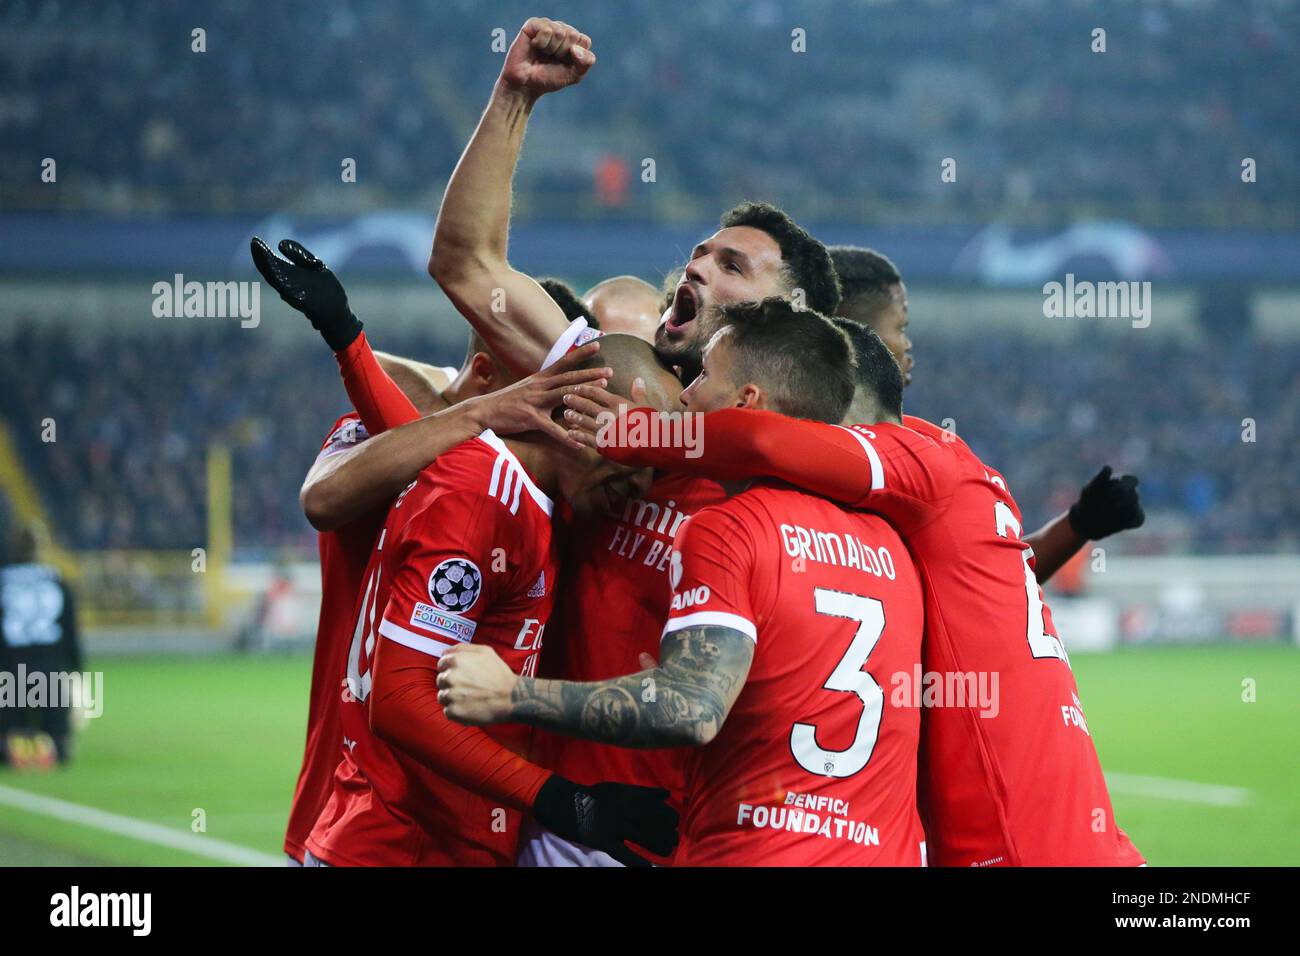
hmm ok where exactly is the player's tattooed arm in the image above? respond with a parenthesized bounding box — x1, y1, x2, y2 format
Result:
(437, 625, 754, 747)
(512, 625, 754, 747)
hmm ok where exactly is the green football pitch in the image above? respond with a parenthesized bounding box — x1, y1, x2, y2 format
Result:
(1, 645, 1296, 866)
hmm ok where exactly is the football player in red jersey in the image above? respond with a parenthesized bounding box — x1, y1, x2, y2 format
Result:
(559, 322, 1147, 867)
(828, 246, 1145, 582)
(427, 17, 844, 865)
(438, 301, 929, 866)
(252, 238, 630, 864)
(301, 334, 681, 866)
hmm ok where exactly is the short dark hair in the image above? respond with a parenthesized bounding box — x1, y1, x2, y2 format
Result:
(720, 202, 841, 316)
(828, 246, 902, 320)
(537, 277, 598, 327)
(717, 298, 855, 424)
(831, 318, 904, 420)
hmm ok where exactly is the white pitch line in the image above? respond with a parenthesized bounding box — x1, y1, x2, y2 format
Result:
(1105, 772, 1250, 807)
(0, 783, 282, 866)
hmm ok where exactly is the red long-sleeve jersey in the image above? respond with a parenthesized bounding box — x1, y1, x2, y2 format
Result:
(307, 431, 556, 865)
(599, 407, 1144, 867)
(283, 333, 424, 861)
(665, 484, 926, 866)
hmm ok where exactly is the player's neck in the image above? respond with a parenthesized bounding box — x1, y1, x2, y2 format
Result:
(841, 404, 902, 427)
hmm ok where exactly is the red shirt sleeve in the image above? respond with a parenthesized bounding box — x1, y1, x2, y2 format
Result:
(335, 331, 421, 435)
(370, 640, 549, 812)
(662, 505, 760, 644)
(602, 408, 957, 529)
(368, 490, 550, 812)
(839, 421, 960, 530)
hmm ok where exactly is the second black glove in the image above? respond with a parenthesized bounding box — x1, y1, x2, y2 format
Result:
(532, 774, 680, 867)
(1068, 465, 1145, 540)
(250, 237, 363, 351)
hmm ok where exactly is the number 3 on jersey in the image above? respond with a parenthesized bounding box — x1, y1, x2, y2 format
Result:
(790, 589, 886, 780)
(994, 500, 1070, 666)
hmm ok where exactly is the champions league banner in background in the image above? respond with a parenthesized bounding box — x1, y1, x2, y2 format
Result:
(3, 212, 1300, 284)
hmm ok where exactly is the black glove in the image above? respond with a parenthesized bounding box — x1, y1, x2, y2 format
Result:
(250, 237, 363, 351)
(532, 775, 679, 867)
(1068, 465, 1145, 540)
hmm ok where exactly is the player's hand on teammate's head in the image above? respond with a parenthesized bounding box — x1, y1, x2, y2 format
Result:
(436, 644, 518, 726)
(561, 376, 649, 449)
(467, 342, 611, 450)
(532, 776, 680, 867)
(499, 17, 594, 98)
(1068, 465, 1146, 540)
(249, 237, 362, 352)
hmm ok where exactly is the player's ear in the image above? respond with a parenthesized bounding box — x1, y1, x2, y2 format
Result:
(737, 383, 763, 411)
(469, 352, 498, 389)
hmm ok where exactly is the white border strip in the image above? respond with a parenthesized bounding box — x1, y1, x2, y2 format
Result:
(479, 429, 554, 517)
(540, 316, 592, 371)
(0, 783, 282, 866)
(379, 617, 457, 658)
(662, 610, 758, 642)
(836, 426, 885, 491)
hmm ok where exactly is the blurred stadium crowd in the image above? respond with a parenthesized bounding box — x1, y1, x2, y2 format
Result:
(1, 0, 1296, 224)
(2, 319, 1296, 556)
(1, 0, 1296, 559)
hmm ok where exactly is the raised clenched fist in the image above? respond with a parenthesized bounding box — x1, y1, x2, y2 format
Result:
(499, 17, 594, 97)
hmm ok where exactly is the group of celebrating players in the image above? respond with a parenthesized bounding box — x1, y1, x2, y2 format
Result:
(253, 18, 1147, 867)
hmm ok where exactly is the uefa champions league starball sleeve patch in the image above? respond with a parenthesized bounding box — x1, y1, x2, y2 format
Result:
(426, 558, 483, 613)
